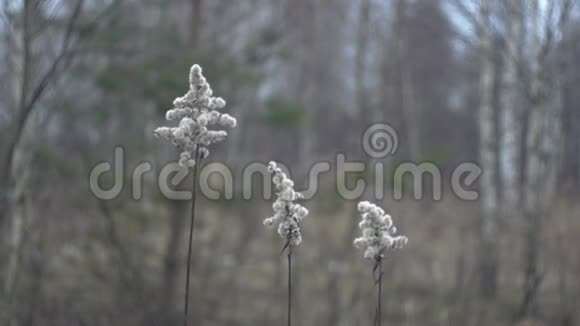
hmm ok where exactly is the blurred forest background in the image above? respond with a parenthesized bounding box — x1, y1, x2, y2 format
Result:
(1, 0, 580, 325)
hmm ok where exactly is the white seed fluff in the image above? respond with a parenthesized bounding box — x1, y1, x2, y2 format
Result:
(154, 64, 236, 168)
(263, 161, 308, 247)
(353, 201, 408, 260)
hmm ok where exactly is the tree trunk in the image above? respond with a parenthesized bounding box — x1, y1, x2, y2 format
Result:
(500, 0, 524, 212)
(355, 0, 370, 141)
(477, 0, 500, 299)
(296, 0, 316, 178)
(189, 0, 202, 48)
(520, 1, 569, 318)
(3, 179, 27, 300)
(395, 0, 421, 162)
(1, 1, 31, 301)
(344, 0, 371, 247)
(0, 0, 31, 227)
(520, 0, 544, 317)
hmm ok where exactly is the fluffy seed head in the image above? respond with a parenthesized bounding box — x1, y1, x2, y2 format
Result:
(263, 161, 309, 248)
(154, 64, 237, 168)
(353, 201, 408, 261)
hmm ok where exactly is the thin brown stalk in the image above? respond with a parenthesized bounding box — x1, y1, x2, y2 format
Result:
(287, 247, 292, 326)
(373, 258, 383, 326)
(378, 260, 382, 326)
(183, 147, 201, 326)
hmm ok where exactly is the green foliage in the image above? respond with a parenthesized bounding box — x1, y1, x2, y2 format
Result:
(140, 59, 193, 93)
(262, 97, 305, 129)
(229, 69, 262, 88)
(94, 68, 130, 92)
(422, 147, 452, 165)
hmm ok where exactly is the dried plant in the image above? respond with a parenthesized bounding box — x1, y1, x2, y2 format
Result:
(354, 201, 408, 326)
(263, 161, 309, 326)
(154, 64, 236, 326)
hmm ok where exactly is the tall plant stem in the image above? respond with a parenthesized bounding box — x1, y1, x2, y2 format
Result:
(287, 247, 292, 326)
(378, 261, 382, 326)
(183, 147, 200, 326)
(374, 258, 383, 326)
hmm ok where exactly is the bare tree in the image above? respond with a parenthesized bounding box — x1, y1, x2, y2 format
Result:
(1, 0, 85, 300)
(0, 0, 120, 225)
(499, 0, 525, 212)
(394, 0, 422, 162)
(476, 0, 501, 299)
(519, 0, 573, 318)
(355, 0, 370, 137)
